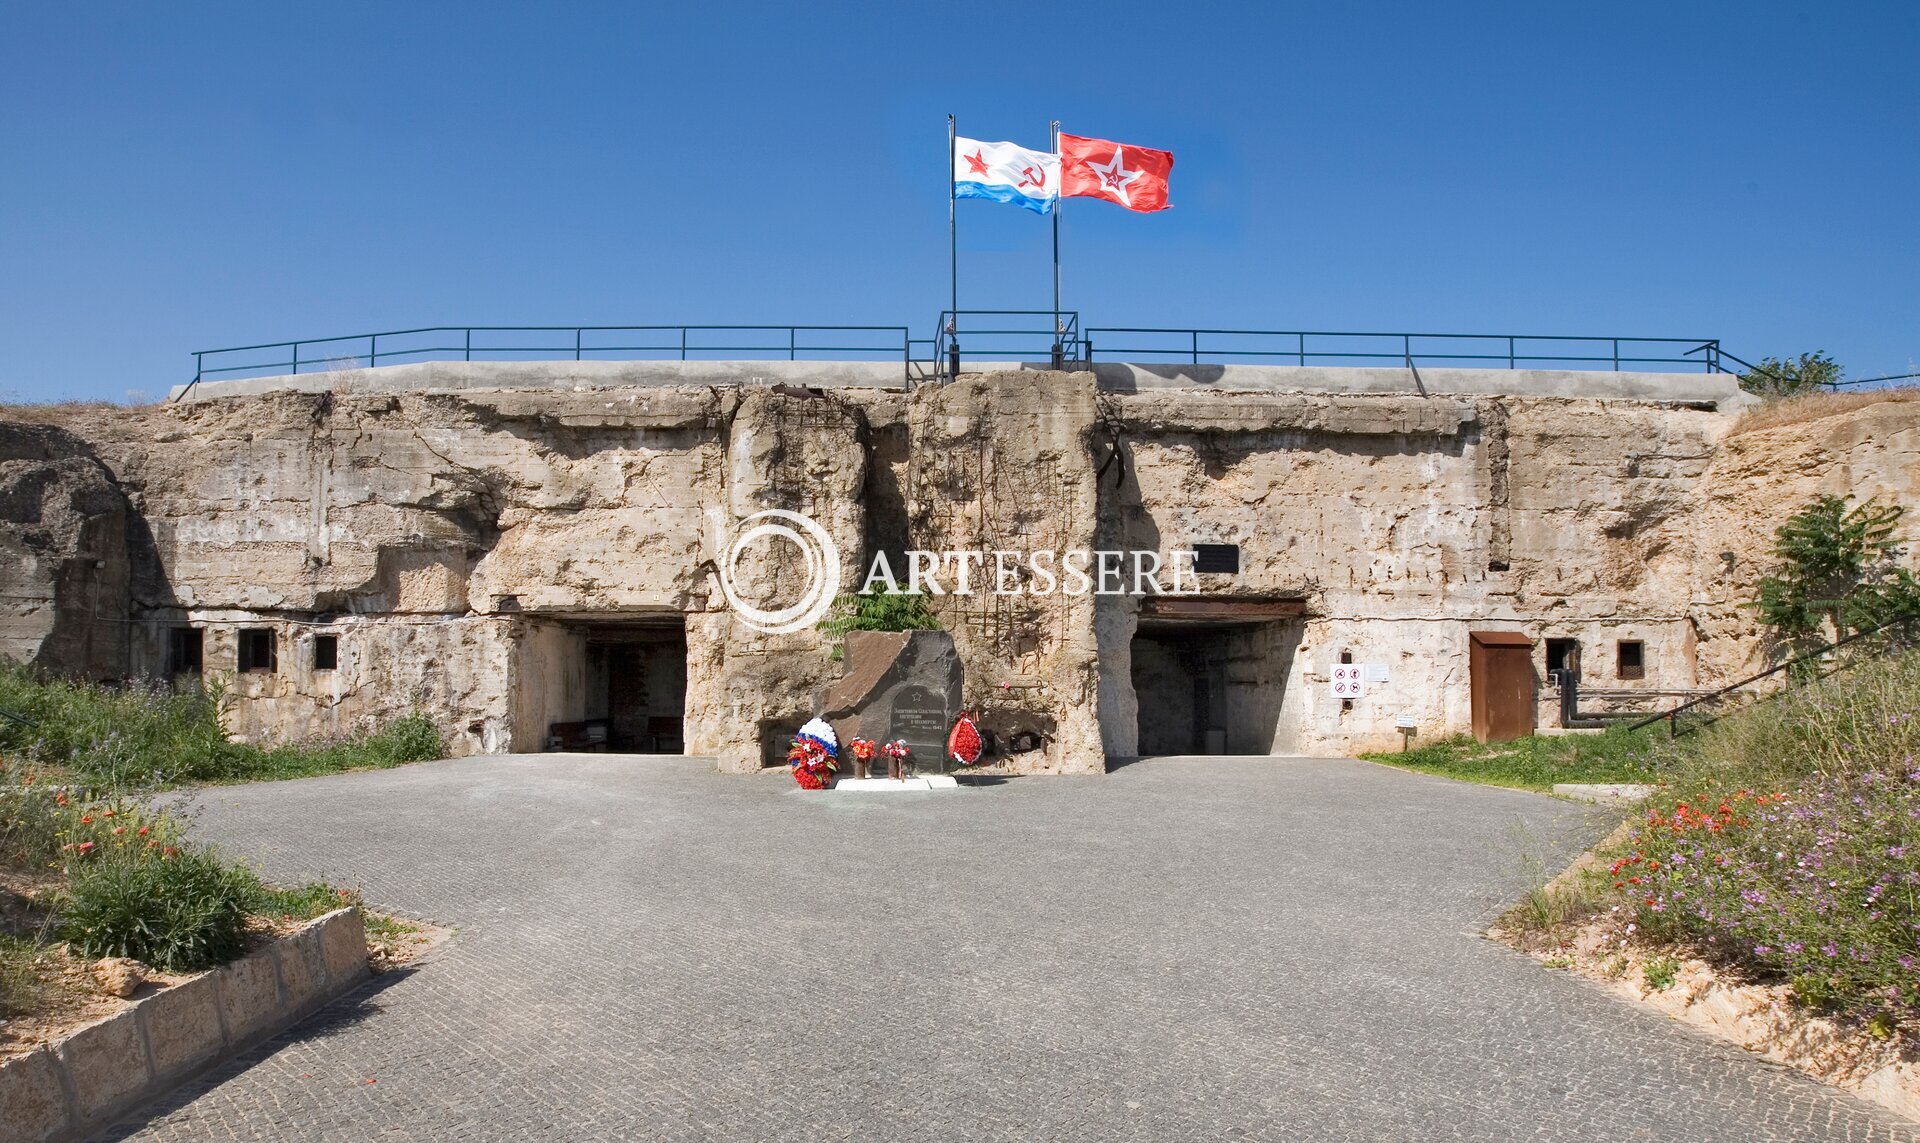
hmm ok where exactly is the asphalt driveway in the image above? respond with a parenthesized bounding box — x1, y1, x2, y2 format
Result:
(104, 755, 1917, 1141)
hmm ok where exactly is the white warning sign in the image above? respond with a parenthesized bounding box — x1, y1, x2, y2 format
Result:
(1330, 664, 1366, 699)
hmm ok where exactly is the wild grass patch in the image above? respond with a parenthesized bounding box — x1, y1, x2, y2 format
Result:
(0, 662, 443, 790)
(1364, 724, 1662, 791)
(1578, 649, 1920, 1025)
(1729, 389, 1920, 436)
(0, 932, 45, 1020)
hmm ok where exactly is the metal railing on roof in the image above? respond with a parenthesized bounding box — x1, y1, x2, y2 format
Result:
(183, 319, 1848, 398)
(1084, 329, 1722, 372)
(187, 324, 915, 391)
(934, 310, 1086, 377)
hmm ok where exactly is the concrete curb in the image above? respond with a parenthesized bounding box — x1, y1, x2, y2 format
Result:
(0, 907, 370, 1143)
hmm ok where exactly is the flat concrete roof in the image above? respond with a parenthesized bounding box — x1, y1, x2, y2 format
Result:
(168, 357, 1749, 409)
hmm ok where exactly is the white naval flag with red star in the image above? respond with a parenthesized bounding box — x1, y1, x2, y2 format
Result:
(953, 137, 1060, 215)
(1060, 133, 1174, 212)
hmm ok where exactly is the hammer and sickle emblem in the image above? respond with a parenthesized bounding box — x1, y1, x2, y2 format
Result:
(1018, 164, 1047, 189)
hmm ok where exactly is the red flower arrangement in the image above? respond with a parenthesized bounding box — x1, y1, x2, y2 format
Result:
(786, 717, 841, 789)
(787, 738, 836, 789)
(948, 713, 983, 767)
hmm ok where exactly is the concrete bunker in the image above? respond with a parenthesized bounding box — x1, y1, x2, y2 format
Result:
(521, 617, 688, 752)
(3, 360, 1848, 767)
(1129, 599, 1303, 756)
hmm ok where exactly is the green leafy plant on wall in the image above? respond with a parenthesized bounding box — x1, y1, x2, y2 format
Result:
(818, 591, 941, 660)
(1753, 494, 1920, 662)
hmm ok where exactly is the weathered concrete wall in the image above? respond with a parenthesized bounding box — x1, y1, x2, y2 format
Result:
(905, 372, 1103, 773)
(4, 370, 1916, 768)
(1098, 388, 1742, 755)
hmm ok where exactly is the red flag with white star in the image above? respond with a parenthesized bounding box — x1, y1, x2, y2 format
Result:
(1059, 133, 1173, 212)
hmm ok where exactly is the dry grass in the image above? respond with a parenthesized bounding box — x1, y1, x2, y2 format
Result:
(1730, 388, 1920, 435)
(0, 400, 140, 428)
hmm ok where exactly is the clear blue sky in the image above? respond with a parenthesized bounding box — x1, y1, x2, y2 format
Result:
(2, 1, 1915, 401)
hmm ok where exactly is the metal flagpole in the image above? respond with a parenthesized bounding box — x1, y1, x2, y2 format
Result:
(1050, 119, 1063, 370)
(947, 114, 959, 381)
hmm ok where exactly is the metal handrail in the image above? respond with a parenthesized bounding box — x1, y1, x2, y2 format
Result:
(1086, 329, 1721, 372)
(1626, 617, 1920, 737)
(934, 310, 1087, 378)
(187, 324, 915, 392)
(1687, 344, 1920, 392)
(1831, 371, 1920, 389)
(184, 320, 1772, 396)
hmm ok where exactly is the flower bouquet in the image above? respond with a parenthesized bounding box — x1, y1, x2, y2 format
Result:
(847, 736, 878, 779)
(787, 717, 839, 789)
(881, 738, 911, 779)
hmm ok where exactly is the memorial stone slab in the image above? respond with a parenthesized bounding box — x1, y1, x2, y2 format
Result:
(819, 630, 963, 775)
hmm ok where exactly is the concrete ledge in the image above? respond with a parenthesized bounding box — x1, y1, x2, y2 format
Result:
(1089, 361, 1748, 408)
(0, 907, 370, 1142)
(1552, 782, 1655, 803)
(830, 776, 960, 792)
(169, 358, 914, 401)
(166, 357, 1749, 410)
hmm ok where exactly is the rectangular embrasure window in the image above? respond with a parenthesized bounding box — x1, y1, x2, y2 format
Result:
(1545, 638, 1579, 675)
(238, 628, 276, 674)
(1193, 543, 1240, 575)
(168, 627, 203, 675)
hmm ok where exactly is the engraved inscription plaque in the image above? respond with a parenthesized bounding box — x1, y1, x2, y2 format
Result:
(888, 684, 951, 774)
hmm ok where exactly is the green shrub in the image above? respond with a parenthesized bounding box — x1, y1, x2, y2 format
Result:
(0, 764, 67, 868)
(819, 591, 941, 659)
(1753, 493, 1920, 663)
(60, 846, 262, 971)
(1643, 954, 1679, 991)
(1738, 351, 1842, 399)
(0, 662, 444, 789)
(1792, 973, 1839, 1012)
(250, 880, 360, 921)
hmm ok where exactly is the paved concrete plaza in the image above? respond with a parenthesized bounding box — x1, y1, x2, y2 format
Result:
(106, 755, 1916, 1141)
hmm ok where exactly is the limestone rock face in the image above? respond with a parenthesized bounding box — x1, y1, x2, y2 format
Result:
(1683, 397, 1920, 682)
(4, 377, 1917, 768)
(0, 422, 141, 679)
(686, 387, 869, 772)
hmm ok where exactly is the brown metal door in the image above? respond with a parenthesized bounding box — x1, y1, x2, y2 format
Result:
(1470, 631, 1536, 743)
